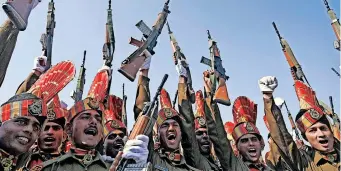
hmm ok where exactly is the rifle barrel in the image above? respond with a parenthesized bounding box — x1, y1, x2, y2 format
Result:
(331, 67, 341, 77)
(272, 22, 282, 41)
(207, 30, 211, 39)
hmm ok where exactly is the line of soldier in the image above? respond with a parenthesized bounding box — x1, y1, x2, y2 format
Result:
(0, 0, 340, 171)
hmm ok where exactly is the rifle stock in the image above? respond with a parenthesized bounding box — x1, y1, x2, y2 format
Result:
(118, 0, 171, 82)
(110, 74, 169, 171)
(201, 30, 231, 106)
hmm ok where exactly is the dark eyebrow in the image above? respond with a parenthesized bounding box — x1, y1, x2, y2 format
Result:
(14, 117, 29, 122)
(79, 113, 91, 117)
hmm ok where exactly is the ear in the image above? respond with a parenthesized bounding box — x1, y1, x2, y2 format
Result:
(65, 123, 72, 137)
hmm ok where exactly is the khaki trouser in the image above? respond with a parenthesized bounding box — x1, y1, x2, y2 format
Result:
(0, 19, 19, 87)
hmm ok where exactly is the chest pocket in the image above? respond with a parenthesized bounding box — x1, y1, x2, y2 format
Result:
(154, 165, 169, 171)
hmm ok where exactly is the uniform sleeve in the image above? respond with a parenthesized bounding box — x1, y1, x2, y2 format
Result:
(15, 71, 40, 94)
(205, 95, 248, 171)
(177, 83, 203, 169)
(133, 75, 155, 162)
(264, 96, 304, 171)
(133, 75, 151, 120)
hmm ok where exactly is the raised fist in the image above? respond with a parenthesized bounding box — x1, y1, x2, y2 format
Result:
(258, 76, 278, 93)
(122, 135, 149, 164)
(139, 50, 152, 70)
(176, 59, 187, 78)
(33, 56, 47, 73)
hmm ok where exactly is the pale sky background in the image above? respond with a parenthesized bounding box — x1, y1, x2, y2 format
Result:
(0, 0, 340, 156)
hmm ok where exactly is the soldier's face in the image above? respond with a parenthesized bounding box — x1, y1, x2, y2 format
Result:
(38, 122, 65, 153)
(237, 134, 262, 163)
(0, 116, 41, 156)
(70, 110, 103, 149)
(195, 128, 211, 155)
(159, 119, 181, 150)
(104, 129, 125, 157)
(305, 121, 334, 153)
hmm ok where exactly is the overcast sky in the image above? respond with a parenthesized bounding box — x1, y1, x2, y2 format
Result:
(0, 0, 339, 154)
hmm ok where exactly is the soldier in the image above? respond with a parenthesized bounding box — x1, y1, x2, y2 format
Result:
(0, 93, 46, 171)
(259, 76, 340, 171)
(0, 0, 41, 87)
(102, 95, 128, 163)
(201, 70, 271, 171)
(16, 97, 68, 170)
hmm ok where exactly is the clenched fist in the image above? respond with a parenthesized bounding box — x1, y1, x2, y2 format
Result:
(33, 56, 47, 73)
(258, 76, 278, 93)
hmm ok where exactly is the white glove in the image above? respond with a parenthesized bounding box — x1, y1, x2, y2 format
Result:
(139, 50, 152, 70)
(122, 135, 149, 165)
(176, 59, 187, 78)
(98, 64, 111, 76)
(33, 56, 47, 73)
(274, 97, 285, 109)
(258, 76, 278, 93)
(32, 0, 42, 9)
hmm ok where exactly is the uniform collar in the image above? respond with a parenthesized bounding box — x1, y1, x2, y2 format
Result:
(0, 148, 17, 170)
(158, 148, 184, 165)
(314, 150, 339, 166)
(244, 160, 269, 171)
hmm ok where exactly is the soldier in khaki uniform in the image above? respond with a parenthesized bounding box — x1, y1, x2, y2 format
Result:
(16, 98, 68, 170)
(101, 95, 128, 163)
(259, 76, 340, 171)
(0, 93, 46, 171)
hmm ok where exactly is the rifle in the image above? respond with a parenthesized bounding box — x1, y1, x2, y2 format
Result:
(329, 96, 340, 129)
(71, 50, 86, 102)
(40, 0, 56, 70)
(110, 74, 169, 171)
(122, 83, 128, 127)
(200, 30, 231, 106)
(322, 0, 340, 51)
(331, 67, 340, 77)
(166, 21, 195, 103)
(103, 0, 115, 98)
(118, 0, 171, 82)
(283, 101, 303, 140)
(172, 90, 178, 109)
(272, 22, 311, 86)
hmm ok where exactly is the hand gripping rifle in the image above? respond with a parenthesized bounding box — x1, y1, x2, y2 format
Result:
(166, 22, 195, 103)
(200, 30, 231, 106)
(110, 74, 169, 171)
(40, 0, 56, 70)
(322, 0, 340, 51)
(118, 0, 171, 82)
(103, 0, 115, 97)
(71, 50, 87, 102)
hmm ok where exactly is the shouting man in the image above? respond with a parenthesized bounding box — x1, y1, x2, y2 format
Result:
(102, 95, 127, 163)
(16, 99, 68, 170)
(0, 93, 46, 171)
(259, 76, 340, 171)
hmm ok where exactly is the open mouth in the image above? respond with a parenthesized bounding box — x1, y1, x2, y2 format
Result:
(113, 140, 124, 149)
(43, 137, 56, 144)
(17, 136, 29, 145)
(167, 132, 177, 141)
(319, 139, 329, 147)
(248, 148, 257, 157)
(84, 127, 98, 136)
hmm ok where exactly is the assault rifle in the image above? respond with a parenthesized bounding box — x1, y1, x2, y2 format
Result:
(102, 0, 115, 96)
(272, 22, 311, 86)
(329, 96, 340, 129)
(122, 83, 128, 127)
(71, 50, 86, 102)
(110, 74, 169, 171)
(200, 30, 231, 106)
(166, 21, 195, 103)
(40, 0, 56, 70)
(322, 0, 340, 51)
(172, 90, 178, 109)
(118, 0, 171, 81)
(284, 102, 303, 140)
